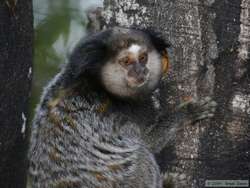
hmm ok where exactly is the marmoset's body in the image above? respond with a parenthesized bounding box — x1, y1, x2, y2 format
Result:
(29, 27, 216, 188)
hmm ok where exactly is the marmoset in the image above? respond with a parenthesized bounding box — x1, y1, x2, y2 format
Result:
(29, 27, 216, 188)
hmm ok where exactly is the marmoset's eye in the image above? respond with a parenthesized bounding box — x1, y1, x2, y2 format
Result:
(120, 57, 132, 66)
(139, 52, 148, 64)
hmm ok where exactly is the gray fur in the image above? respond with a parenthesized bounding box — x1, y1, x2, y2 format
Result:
(29, 28, 165, 188)
(29, 70, 162, 188)
(29, 27, 216, 188)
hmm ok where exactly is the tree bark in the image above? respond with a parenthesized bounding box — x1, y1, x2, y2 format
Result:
(103, 0, 250, 187)
(0, 0, 33, 187)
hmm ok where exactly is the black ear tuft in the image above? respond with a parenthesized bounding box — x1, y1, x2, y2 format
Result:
(141, 28, 171, 53)
(66, 30, 112, 81)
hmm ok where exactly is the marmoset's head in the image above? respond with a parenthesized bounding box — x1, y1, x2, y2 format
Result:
(67, 27, 170, 98)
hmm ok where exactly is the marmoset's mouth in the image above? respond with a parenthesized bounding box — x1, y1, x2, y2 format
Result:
(127, 73, 150, 88)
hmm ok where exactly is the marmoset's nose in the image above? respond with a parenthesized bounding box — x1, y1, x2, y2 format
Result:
(134, 62, 147, 75)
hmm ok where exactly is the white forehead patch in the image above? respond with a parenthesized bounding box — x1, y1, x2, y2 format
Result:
(128, 44, 141, 55)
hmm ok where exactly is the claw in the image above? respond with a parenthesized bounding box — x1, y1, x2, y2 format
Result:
(177, 100, 194, 109)
(193, 113, 214, 123)
(179, 97, 217, 123)
(209, 101, 217, 107)
(199, 96, 212, 106)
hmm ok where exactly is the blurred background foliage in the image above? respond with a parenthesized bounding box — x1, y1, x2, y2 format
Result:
(30, 0, 102, 118)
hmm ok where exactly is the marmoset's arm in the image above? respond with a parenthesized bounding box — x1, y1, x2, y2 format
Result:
(142, 97, 217, 153)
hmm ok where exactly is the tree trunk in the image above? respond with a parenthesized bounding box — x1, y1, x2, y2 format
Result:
(0, 0, 33, 187)
(103, 0, 250, 187)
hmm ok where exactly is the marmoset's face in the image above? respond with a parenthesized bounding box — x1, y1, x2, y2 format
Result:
(101, 43, 162, 98)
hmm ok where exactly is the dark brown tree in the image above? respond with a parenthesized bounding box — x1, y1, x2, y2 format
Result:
(103, 0, 250, 187)
(0, 0, 33, 187)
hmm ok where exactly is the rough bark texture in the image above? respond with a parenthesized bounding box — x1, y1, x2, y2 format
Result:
(103, 0, 250, 187)
(0, 0, 33, 187)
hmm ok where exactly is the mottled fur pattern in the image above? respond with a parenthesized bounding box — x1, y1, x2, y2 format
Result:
(29, 27, 169, 188)
(29, 72, 162, 187)
(29, 27, 216, 188)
